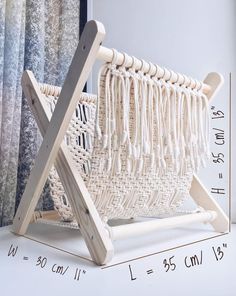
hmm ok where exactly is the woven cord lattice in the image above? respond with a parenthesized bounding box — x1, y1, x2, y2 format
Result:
(41, 61, 210, 223)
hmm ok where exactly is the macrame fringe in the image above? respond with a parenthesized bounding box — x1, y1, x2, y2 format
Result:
(40, 82, 195, 222)
(96, 62, 210, 176)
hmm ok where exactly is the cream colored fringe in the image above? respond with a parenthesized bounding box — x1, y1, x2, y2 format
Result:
(95, 61, 210, 176)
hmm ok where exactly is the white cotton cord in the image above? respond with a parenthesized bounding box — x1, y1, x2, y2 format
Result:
(118, 68, 127, 145)
(121, 68, 131, 148)
(44, 94, 56, 114)
(175, 87, 182, 172)
(96, 63, 109, 140)
(121, 53, 129, 146)
(169, 83, 179, 169)
(110, 75, 116, 135)
(127, 67, 141, 174)
(152, 80, 161, 170)
(121, 65, 132, 170)
(181, 88, 191, 171)
(136, 70, 148, 174)
(102, 65, 112, 149)
(110, 49, 119, 140)
(105, 52, 129, 168)
(135, 71, 143, 173)
(193, 90, 201, 172)
(194, 90, 202, 171)
(140, 72, 150, 156)
(165, 84, 173, 160)
(113, 75, 123, 173)
(199, 92, 210, 167)
(143, 75, 151, 156)
(154, 79, 166, 170)
(179, 89, 187, 175)
(202, 93, 211, 157)
(147, 76, 155, 168)
(102, 65, 113, 172)
(196, 91, 207, 168)
(138, 71, 144, 163)
(125, 71, 131, 147)
(166, 82, 176, 165)
(190, 90, 200, 171)
(111, 69, 120, 151)
(126, 67, 139, 172)
(130, 70, 140, 162)
(162, 82, 174, 162)
(107, 49, 119, 171)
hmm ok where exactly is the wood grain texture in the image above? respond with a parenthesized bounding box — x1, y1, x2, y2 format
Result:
(190, 175, 229, 232)
(13, 21, 114, 265)
(110, 211, 217, 241)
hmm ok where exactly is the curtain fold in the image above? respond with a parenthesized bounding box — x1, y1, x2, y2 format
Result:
(0, 0, 81, 227)
(0, 0, 26, 226)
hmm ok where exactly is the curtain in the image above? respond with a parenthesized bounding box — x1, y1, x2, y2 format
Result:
(0, 0, 81, 227)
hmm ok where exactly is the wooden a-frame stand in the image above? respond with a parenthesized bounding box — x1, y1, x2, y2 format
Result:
(12, 20, 229, 265)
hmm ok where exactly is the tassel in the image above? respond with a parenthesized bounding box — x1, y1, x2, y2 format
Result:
(150, 153, 155, 169)
(121, 131, 128, 145)
(131, 145, 138, 159)
(147, 77, 154, 158)
(113, 134, 118, 150)
(136, 145, 141, 159)
(106, 157, 112, 172)
(102, 66, 112, 148)
(115, 151, 121, 173)
(127, 157, 132, 173)
(102, 134, 108, 149)
(137, 157, 143, 174)
(110, 75, 116, 135)
(128, 142, 132, 156)
(96, 63, 109, 140)
(143, 141, 150, 154)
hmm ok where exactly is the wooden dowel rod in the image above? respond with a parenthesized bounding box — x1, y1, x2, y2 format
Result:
(97, 46, 211, 95)
(108, 210, 217, 241)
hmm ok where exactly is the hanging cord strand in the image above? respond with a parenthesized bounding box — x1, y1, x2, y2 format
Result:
(129, 57, 141, 172)
(146, 64, 155, 169)
(96, 52, 210, 176)
(169, 81, 179, 169)
(96, 63, 110, 140)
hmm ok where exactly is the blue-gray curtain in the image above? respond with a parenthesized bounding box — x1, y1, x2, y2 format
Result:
(0, 0, 81, 227)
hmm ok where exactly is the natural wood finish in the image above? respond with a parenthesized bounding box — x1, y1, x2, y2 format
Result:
(191, 175, 229, 232)
(31, 210, 60, 223)
(203, 72, 224, 100)
(18, 69, 114, 265)
(109, 211, 217, 241)
(12, 21, 114, 265)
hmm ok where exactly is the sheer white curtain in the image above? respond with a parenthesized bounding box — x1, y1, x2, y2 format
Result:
(0, 0, 81, 226)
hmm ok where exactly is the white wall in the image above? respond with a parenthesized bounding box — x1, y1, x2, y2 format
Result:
(91, 0, 236, 221)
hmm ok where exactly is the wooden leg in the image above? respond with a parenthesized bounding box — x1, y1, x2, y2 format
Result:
(189, 72, 229, 233)
(13, 21, 114, 265)
(191, 174, 229, 232)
